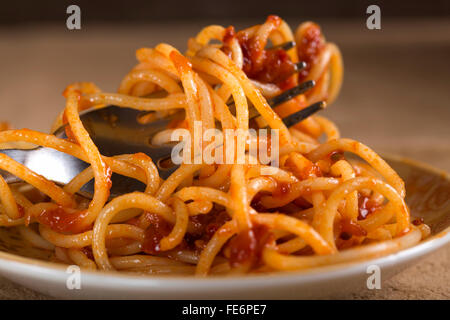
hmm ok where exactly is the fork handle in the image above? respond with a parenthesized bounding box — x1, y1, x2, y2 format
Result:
(0, 148, 89, 186)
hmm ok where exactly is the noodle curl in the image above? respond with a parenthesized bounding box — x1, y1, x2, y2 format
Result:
(0, 16, 426, 276)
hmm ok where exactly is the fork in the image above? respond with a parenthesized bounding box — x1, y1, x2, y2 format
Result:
(0, 92, 324, 198)
(0, 49, 325, 198)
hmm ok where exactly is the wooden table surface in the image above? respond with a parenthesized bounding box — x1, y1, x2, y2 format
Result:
(0, 19, 449, 299)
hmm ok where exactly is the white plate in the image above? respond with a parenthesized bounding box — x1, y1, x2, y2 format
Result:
(0, 155, 448, 299)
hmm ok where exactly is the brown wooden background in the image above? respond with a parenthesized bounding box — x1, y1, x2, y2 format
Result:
(1, 0, 449, 25)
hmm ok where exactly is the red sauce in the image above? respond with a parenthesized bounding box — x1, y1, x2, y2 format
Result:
(223, 26, 236, 45)
(301, 163, 322, 180)
(221, 16, 295, 86)
(37, 207, 89, 234)
(142, 212, 172, 254)
(81, 247, 94, 260)
(266, 15, 282, 27)
(297, 23, 325, 82)
(278, 75, 297, 91)
(17, 204, 25, 218)
(227, 224, 272, 268)
(240, 40, 296, 85)
(286, 161, 322, 180)
(250, 193, 266, 212)
(358, 194, 381, 220)
(340, 232, 352, 240)
(228, 229, 256, 267)
(293, 197, 313, 209)
(188, 210, 231, 250)
(340, 218, 367, 237)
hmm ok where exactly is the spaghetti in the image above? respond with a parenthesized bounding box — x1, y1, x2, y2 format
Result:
(0, 16, 430, 276)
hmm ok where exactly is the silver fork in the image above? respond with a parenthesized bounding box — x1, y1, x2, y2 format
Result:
(0, 76, 324, 198)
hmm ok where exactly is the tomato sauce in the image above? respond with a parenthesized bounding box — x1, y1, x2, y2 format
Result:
(250, 193, 266, 212)
(186, 210, 231, 251)
(223, 26, 236, 45)
(297, 23, 325, 82)
(358, 194, 381, 220)
(301, 163, 322, 180)
(221, 16, 296, 86)
(239, 38, 296, 85)
(340, 218, 367, 237)
(37, 206, 89, 234)
(81, 246, 94, 260)
(142, 212, 172, 254)
(293, 197, 313, 210)
(227, 224, 273, 268)
(17, 204, 25, 218)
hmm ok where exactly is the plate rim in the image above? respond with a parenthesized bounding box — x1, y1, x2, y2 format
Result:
(0, 154, 448, 291)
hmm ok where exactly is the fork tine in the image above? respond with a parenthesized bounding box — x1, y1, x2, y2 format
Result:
(225, 79, 316, 119)
(139, 78, 315, 121)
(269, 41, 295, 51)
(281, 101, 326, 128)
(295, 61, 307, 71)
(267, 80, 315, 107)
